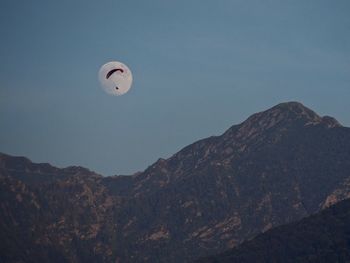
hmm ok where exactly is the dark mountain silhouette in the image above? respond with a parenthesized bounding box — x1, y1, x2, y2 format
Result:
(1, 102, 350, 262)
(195, 198, 350, 263)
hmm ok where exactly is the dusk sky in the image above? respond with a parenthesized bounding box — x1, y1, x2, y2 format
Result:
(1, 0, 349, 175)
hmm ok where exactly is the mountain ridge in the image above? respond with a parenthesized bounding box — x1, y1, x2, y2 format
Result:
(1, 101, 350, 262)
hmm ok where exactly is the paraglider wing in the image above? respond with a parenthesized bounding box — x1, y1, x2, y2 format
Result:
(99, 61, 132, 96)
(106, 68, 124, 79)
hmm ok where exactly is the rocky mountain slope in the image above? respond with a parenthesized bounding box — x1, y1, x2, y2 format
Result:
(1, 102, 350, 262)
(196, 198, 350, 263)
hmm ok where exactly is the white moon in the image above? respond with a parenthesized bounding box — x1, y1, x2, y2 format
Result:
(98, 61, 133, 96)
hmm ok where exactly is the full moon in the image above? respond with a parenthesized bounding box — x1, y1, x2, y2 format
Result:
(98, 61, 133, 96)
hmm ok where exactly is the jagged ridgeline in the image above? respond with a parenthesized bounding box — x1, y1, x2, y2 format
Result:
(1, 102, 350, 263)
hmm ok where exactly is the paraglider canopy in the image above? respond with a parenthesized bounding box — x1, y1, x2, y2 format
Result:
(98, 61, 132, 96)
(106, 68, 124, 79)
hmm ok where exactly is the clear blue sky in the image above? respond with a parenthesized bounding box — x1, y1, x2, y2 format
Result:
(1, 0, 349, 175)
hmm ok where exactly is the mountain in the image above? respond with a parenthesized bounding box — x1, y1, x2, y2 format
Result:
(0, 154, 115, 262)
(1, 102, 350, 262)
(195, 198, 350, 263)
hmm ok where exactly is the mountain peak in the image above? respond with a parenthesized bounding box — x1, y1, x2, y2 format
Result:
(270, 101, 342, 128)
(230, 101, 341, 134)
(273, 101, 310, 110)
(222, 101, 341, 144)
(253, 101, 321, 125)
(271, 101, 321, 121)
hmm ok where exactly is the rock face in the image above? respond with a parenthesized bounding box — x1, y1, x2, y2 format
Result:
(0, 155, 116, 263)
(1, 102, 350, 263)
(195, 198, 350, 263)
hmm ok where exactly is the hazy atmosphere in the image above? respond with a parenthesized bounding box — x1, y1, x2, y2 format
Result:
(1, 0, 349, 175)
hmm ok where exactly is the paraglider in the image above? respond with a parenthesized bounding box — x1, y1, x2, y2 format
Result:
(99, 61, 132, 96)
